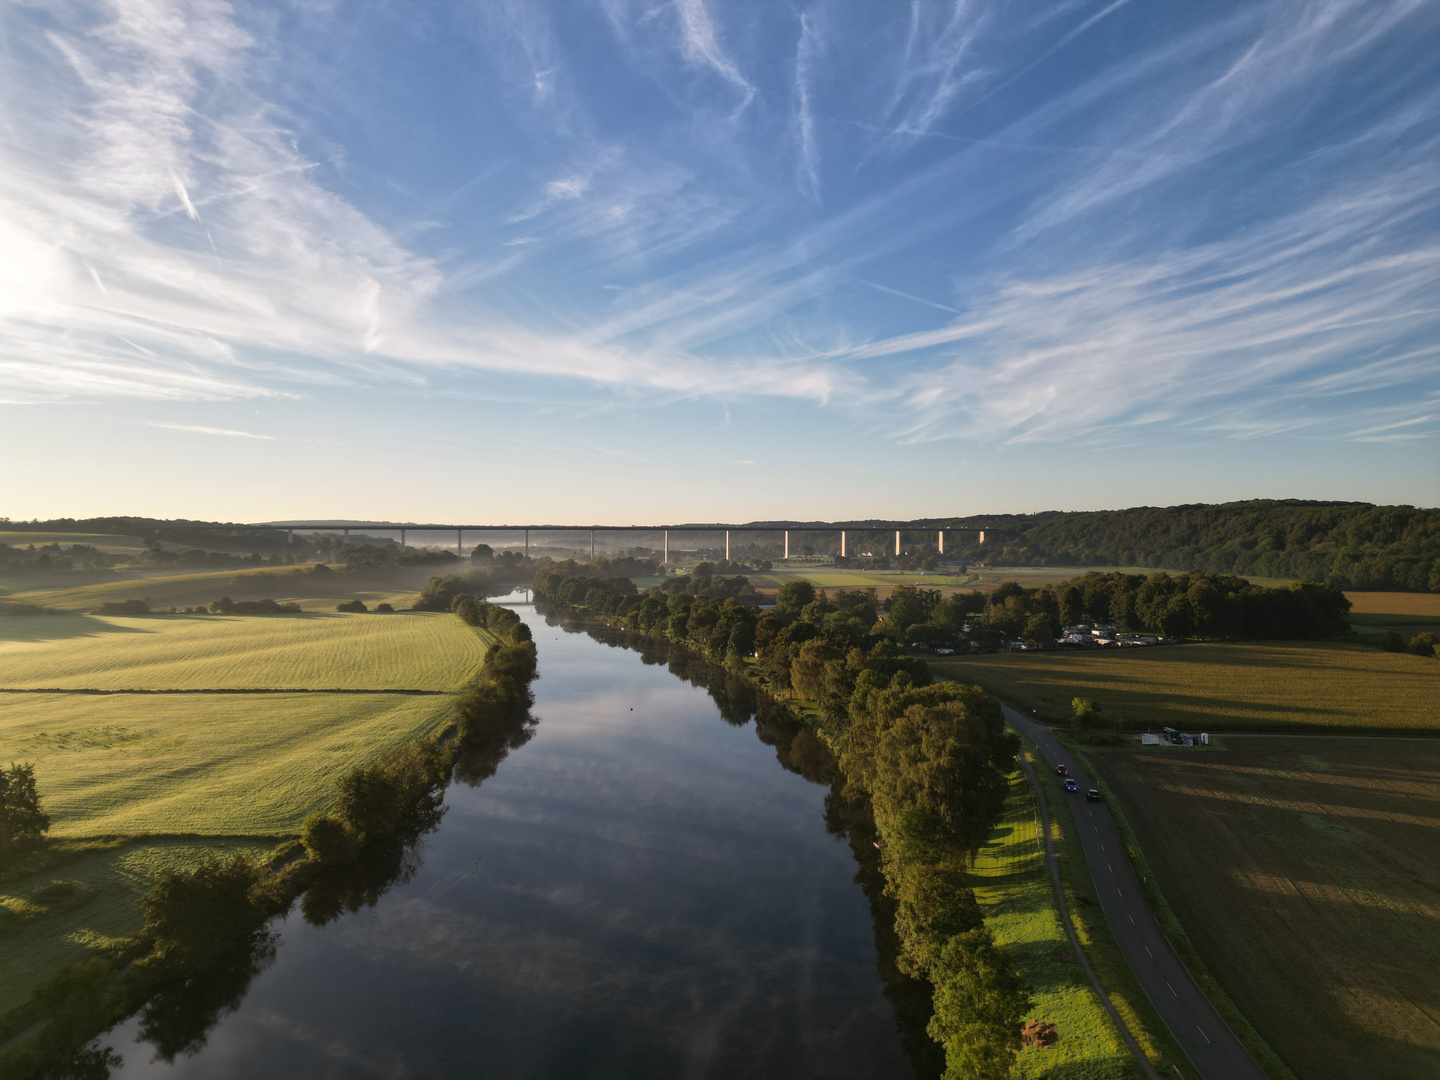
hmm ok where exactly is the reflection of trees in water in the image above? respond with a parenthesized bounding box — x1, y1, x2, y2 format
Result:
(135, 932, 278, 1063)
(34, 1047, 122, 1080)
(301, 706, 537, 928)
(538, 599, 944, 1080)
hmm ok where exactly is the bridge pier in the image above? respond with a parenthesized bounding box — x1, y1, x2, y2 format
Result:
(664, 530, 669, 564)
(525, 529, 529, 557)
(725, 530, 730, 561)
(895, 529, 901, 556)
(938, 530, 943, 555)
(840, 530, 846, 558)
(978, 529, 985, 546)
(784, 530, 789, 559)
(457, 529, 463, 557)
(591, 529, 596, 563)
(400, 528, 405, 552)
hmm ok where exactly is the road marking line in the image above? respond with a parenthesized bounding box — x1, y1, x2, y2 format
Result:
(1101, 843, 1105, 851)
(1145, 946, 1153, 957)
(1129, 915, 1135, 925)
(1167, 982, 1177, 997)
(1108, 863, 1113, 873)
(1197, 1025, 1211, 1045)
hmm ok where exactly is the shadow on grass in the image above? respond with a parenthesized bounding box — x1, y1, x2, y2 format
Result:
(0, 616, 156, 646)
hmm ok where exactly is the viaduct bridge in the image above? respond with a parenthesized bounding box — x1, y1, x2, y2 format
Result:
(238, 522, 995, 563)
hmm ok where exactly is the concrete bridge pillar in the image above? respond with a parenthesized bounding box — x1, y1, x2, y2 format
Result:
(591, 529, 596, 563)
(784, 530, 789, 559)
(457, 529, 463, 557)
(525, 529, 529, 557)
(840, 530, 846, 558)
(400, 528, 406, 552)
(725, 530, 730, 561)
(664, 530, 669, 564)
(895, 529, 901, 556)
(978, 530, 985, 545)
(938, 530, 943, 555)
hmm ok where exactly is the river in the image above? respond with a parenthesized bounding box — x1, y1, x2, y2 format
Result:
(88, 596, 934, 1079)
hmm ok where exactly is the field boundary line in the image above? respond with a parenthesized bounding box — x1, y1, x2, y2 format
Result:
(1013, 736, 1163, 1080)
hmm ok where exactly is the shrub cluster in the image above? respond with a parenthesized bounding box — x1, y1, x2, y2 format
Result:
(208, 597, 302, 614)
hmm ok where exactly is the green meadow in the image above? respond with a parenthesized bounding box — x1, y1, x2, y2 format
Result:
(0, 611, 487, 691)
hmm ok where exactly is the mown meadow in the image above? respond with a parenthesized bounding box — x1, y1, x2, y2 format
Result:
(0, 611, 488, 691)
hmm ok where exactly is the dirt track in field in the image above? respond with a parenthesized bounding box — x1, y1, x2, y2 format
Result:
(1092, 738, 1440, 1080)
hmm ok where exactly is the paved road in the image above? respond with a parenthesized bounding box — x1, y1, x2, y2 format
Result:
(1004, 705, 1270, 1080)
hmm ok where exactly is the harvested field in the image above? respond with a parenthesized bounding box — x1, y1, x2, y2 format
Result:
(0, 611, 486, 691)
(932, 642, 1440, 733)
(0, 691, 457, 836)
(1090, 738, 1440, 1080)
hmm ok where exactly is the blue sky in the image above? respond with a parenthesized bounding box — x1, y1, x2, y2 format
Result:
(2, 0, 1437, 523)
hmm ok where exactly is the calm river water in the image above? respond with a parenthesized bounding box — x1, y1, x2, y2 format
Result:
(92, 596, 932, 1079)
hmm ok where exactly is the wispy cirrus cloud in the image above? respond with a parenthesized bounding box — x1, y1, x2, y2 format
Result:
(0, 0, 1436, 467)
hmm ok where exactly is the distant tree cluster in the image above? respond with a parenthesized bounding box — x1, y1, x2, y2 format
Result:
(0, 541, 117, 574)
(410, 560, 541, 612)
(882, 571, 1351, 650)
(931, 500, 1440, 592)
(208, 597, 302, 614)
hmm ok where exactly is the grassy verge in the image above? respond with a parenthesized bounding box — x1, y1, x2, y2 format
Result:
(1060, 738, 1299, 1080)
(969, 768, 1145, 1079)
(1020, 742, 1203, 1080)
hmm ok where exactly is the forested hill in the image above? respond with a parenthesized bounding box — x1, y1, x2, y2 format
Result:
(918, 501, 1439, 591)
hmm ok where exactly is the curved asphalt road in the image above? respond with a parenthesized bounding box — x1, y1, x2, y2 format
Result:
(1004, 705, 1270, 1080)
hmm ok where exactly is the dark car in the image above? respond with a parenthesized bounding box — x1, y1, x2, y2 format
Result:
(1056, 764, 1069, 777)
(1063, 778, 1079, 793)
(1085, 789, 1101, 802)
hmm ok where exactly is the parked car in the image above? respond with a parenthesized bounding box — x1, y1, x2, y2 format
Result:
(1055, 765, 1069, 777)
(1085, 789, 1101, 802)
(1063, 778, 1079, 793)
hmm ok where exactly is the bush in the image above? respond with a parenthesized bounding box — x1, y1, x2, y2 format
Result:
(1070, 697, 1102, 730)
(98, 598, 150, 616)
(336, 599, 368, 613)
(375, 602, 395, 613)
(1378, 631, 1405, 652)
(1407, 632, 1437, 658)
(301, 812, 358, 867)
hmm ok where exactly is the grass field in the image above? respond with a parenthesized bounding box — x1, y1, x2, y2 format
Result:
(1089, 738, 1440, 1080)
(968, 770, 1145, 1079)
(932, 641, 1440, 732)
(1, 691, 458, 836)
(5, 564, 434, 613)
(0, 612, 486, 691)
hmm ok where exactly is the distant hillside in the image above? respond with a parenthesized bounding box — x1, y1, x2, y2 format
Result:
(8, 501, 1439, 592)
(922, 501, 1440, 592)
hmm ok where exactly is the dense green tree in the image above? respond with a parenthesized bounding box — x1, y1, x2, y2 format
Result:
(0, 761, 50, 858)
(926, 927, 1031, 1080)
